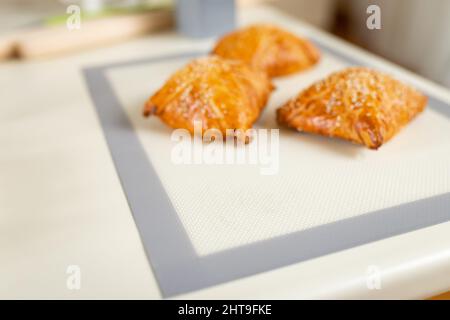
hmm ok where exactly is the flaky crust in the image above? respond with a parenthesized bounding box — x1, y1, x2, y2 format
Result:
(212, 24, 320, 78)
(277, 67, 427, 149)
(143, 56, 274, 135)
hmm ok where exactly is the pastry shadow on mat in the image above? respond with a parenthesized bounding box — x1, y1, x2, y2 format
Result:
(117, 103, 174, 139)
(129, 102, 363, 158)
(279, 128, 364, 159)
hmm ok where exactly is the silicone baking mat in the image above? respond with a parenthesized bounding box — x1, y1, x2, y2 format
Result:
(83, 39, 450, 298)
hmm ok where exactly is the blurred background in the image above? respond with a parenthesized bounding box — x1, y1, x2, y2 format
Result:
(1, 0, 450, 87)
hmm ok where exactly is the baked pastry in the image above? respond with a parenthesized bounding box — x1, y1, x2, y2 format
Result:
(143, 56, 273, 137)
(212, 24, 320, 78)
(276, 67, 427, 149)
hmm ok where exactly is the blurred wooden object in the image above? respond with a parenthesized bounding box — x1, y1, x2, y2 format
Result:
(0, 34, 17, 59)
(0, 10, 173, 60)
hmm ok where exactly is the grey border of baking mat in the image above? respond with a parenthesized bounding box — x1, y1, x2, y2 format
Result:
(83, 40, 450, 298)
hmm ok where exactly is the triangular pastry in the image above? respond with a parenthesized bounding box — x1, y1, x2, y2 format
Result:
(276, 67, 427, 149)
(144, 56, 274, 136)
(212, 24, 320, 78)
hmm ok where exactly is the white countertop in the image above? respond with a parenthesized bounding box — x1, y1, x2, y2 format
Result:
(1, 5, 450, 299)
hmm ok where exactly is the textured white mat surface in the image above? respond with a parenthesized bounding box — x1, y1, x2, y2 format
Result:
(107, 51, 450, 257)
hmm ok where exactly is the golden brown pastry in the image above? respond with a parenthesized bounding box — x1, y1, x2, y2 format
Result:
(212, 24, 320, 78)
(277, 67, 427, 149)
(143, 56, 273, 136)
